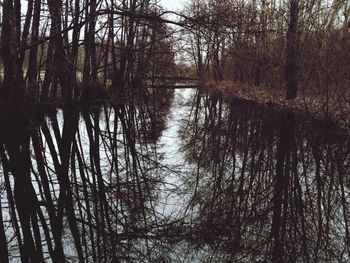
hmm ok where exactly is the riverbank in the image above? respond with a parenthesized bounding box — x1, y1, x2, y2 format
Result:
(206, 80, 350, 132)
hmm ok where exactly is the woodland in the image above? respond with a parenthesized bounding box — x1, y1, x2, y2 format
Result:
(1, 1, 350, 262)
(0, 0, 349, 112)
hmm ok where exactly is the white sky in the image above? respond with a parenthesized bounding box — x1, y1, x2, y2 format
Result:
(160, 0, 187, 12)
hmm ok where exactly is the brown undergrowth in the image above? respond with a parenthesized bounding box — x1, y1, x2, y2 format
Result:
(208, 80, 350, 132)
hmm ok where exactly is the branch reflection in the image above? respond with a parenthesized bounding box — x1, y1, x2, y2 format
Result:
(0, 89, 349, 262)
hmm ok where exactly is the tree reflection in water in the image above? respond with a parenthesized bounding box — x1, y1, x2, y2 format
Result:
(0, 89, 349, 262)
(181, 91, 350, 262)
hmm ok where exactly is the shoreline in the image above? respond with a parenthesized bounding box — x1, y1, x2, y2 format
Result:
(0, 82, 349, 136)
(205, 80, 350, 133)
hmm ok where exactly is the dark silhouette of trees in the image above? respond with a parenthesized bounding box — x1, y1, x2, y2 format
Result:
(182, 0, 350, 100)
(178, 90, 350, 262)
(0, 87, 349, 261)
(0, 0, 178, 105)
(0, 0, 350, 261)
(0, 88, 176, 261)
(1, 0, 348, 104)
(1, 0, 25, 105)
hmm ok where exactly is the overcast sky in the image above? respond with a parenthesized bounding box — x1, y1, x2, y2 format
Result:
(160, 0, 187, 12)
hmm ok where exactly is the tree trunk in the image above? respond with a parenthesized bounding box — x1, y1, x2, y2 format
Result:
(27, 0, 42, 98)
(0, 200, 8, 263)
(0, 0, 24, 105)
(286, 0, 299, 100)
(19, 0, 33, 66)
(271, 113, 295, 262)
(70, 0, 81, 98)
(46, 0, 73, 102)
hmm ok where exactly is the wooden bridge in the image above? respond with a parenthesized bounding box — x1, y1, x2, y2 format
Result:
(146, 75, 200, 89)
(148, 83, 199, 89)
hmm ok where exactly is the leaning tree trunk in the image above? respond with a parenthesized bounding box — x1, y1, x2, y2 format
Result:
(285, 0, 299, 100)
(19, 0, 33, 66)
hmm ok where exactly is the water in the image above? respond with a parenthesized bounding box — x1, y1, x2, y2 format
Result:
(0, 88, 349, 262)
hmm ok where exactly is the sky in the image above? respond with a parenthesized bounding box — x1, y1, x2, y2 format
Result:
(160, 0, 187, 12)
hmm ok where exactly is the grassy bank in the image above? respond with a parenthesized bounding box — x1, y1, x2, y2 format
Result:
(207, 80, 350, 131)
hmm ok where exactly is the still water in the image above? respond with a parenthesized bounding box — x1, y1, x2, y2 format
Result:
(0, 88, 349, 262)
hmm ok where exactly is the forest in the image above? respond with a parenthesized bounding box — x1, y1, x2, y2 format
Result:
(181, 0, 350, 126)
(0, 0, 350, 262)
(0, 0, 349, 112)
(0, 0, 178, 106)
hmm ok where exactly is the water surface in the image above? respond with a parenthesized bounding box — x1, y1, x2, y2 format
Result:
(0, 88, 349, 262)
